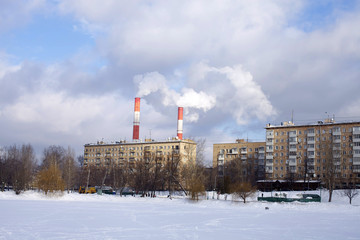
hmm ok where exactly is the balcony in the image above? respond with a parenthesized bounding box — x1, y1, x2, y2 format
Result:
(228, 148, 238, 154)
(307, 153, 315, 159)
(266, 154, 273, 160)
(240, 149, 247, 154)
(258, 149, 265, 154)
(332, 131, 341, 136)
(289, 131, 297, 138)
(307, 132, 315, 137)
(241, 155, 247, 160)
(266, 131, 274, 137)
(265, 161, 273, 167)
(353, 146, 360, 150)
(265, 167, 273, 173)
(308, 160, 315, 165)
(334, 161, 341, 166)
(354, 158, 360, 164)
(258, 153, 265, 159)
(307, 139, 315, 144)
(353, 136, 360, 142)
(333, 138, 341, 143)
(218, 154, 224, 160)
(266, 148, 273, 153)
(288, 159, 296, 166)
(289, 155, 297, 160)
(307, 146, 315, 151)
(289, 146, 297, 151)
(353, 153, 360, 158)
(353, 127, 360, 134)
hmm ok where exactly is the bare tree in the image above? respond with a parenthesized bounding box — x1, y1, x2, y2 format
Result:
(167, 149, 185, 195)
(231, 181, 256, 203)
(322, 139, 337, 202)
(2, 144, 37, 194)
(341, 176, 359, 204)
(42, 145, 65, 169)
(342, 188, 359, 204)
(63, 147, 77, 193)
(182, 139, 206, 198)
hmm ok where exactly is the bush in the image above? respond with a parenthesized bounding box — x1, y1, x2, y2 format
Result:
(188, 177, 206, 201)
(36, 163, 65, 195)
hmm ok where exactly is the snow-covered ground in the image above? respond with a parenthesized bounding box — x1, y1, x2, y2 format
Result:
(0, 190, 359, 240)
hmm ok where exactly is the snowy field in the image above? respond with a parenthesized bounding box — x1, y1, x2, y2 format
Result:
(0, 190, 359, 240)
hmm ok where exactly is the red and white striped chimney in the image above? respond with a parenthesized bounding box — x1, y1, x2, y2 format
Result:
(133, 97, 140, 141)
(177, 107, 183, 140)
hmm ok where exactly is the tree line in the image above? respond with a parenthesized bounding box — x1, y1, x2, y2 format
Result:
(0, 141, 210, 200)
(0, 144, 80, 194)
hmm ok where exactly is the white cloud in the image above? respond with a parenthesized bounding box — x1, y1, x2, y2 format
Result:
(2, 91, 116, 134)
(0, 0, 46, 32)
(135, 62, 276, 125)
(0, 57, 21, 79)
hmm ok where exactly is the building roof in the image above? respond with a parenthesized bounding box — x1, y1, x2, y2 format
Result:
(265, 120, 360, 129)
(84, 138, 196, 147)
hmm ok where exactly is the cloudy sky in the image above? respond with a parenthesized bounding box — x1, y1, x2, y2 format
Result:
(1, 0, 360, 164)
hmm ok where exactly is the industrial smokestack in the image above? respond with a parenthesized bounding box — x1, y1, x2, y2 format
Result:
(177, 107, 183, 140)
(133, 97, 140, 141)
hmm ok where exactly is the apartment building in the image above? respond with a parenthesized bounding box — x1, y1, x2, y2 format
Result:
(265, 120, 360, 185)
(213, 139, 266, 178)
(84, 138, 197, 168)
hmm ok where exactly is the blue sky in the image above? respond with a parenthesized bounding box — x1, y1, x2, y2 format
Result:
(0, 0, 360, 164)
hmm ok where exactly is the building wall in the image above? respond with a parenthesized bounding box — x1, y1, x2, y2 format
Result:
(213, 139, 266, 177)
(84, 139, 197, 167)
(265, 121, 360, 184)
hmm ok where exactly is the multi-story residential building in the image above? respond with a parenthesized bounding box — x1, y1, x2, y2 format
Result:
(84, 138, 197, 168)
(265, 120, 360, 186)
(213, 139, 266, 179)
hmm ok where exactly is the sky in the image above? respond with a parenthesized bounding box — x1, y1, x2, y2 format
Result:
(0, 0, 360, 165)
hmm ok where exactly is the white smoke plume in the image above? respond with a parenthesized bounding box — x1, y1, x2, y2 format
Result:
(134, 62, 276, 124)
